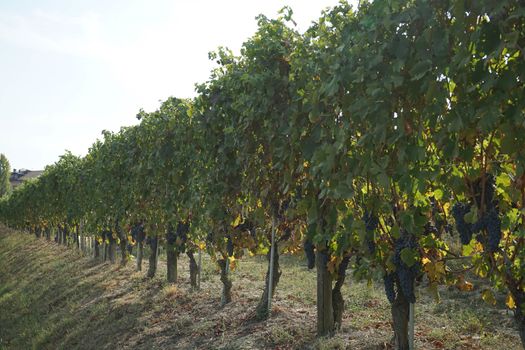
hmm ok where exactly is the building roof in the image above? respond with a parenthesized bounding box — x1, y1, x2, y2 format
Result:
(10, 169, 44, 188)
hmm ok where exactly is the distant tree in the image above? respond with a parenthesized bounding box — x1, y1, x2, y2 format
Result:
(0, 154, 11, 197)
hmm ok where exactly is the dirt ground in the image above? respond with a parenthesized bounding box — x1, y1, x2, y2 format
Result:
(0, 227, 521, 349)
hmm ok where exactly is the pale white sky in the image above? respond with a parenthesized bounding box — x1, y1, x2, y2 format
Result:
(0, 0, 355, 170)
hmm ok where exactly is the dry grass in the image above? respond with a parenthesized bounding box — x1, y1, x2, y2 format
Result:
(0, 226, 521, 350)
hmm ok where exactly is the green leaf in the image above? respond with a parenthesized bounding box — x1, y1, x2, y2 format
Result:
(400, 248, 418, 267)
(409, 60, 432, 80)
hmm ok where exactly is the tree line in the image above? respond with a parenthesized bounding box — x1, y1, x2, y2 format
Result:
(1, 1, 524, 349)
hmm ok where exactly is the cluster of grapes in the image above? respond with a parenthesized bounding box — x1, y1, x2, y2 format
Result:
(166, 225, 177, 245)
(383, 273, 396, 303)
(176, 222, 189, 253)
(473, 208, 501, 252)
(131, 222, 145, 243)
(384, 234, 419, 304)
(484, 208, 501, 252)
(423, 222, 438, 236)
(103, 229, 116, 243)
(451, 202, 473, 244)
(303, 239, 315, 269)
(363, 211, 379, 254)
(453, 175, 501, 252)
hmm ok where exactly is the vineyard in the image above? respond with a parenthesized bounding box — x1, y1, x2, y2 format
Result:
(1, 1, 525, 349)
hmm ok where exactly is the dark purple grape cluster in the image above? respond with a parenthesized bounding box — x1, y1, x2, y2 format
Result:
(383, 273, 396, 303)
(462, 174, 501, 252)
(363, 211, 378, 253)
(303, 239, 315, 269)
(423, 222, 438, 236)
(391, 234, 419, 304)
(364, 211, 379, 231)
(485, 208, 501, 252)
(451, 202, 473, 244)
(166, 224, 177, 245)
(131, 222, 145, 243)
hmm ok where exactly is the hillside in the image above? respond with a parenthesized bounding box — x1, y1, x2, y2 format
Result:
(0, 226, 521, 350)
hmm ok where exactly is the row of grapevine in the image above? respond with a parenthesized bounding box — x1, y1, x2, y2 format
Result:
(1, 1, 524, 349)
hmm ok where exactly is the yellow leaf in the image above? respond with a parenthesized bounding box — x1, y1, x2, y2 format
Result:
(506, 293, 516, 309)
(327, 256, 338, 275)
(482, 289, 497, 305)
(231, 215, 242, 227)
(424, 261, 446, 282)
(456, 276, 474, 291)
(422, 257, 431, 265)
(442, 202, 450, 216)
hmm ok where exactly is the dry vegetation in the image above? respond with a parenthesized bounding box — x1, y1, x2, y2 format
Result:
(0, 226, 521, 349)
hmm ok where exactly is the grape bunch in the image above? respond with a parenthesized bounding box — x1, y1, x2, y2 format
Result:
(174, 221, 190, 253)
(391, 234, 419, 304)
(423, 222, 438, 236)
(303, 239, 315, 269)
(131, 222, 145, 243)
(383, 273, 396, 303)
(166, 225, 177, 245)
(485, 208, 501, 252)
(465, 174, 501, 253)
(451, 202, 473, 244)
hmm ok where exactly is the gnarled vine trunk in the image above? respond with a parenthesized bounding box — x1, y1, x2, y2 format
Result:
(94, 239, 100, 258)
(256, 243, 281, 320)
(75, 225, 80, 249)
(332, 256, 350, 329)
(316, 250, 334, 336)
(391, 281, 410, 350)
(136, 241, 144, 271)
(166, 226, 177, 283)
(62, 226, 68, 245)
(147, 237, 158, 278)
(108, 238, 117, 264)
(187, 251, 198, 289)
(117, 225, 129, 266)
(218, 258, 232, 306)
(509, 287, 525, 348)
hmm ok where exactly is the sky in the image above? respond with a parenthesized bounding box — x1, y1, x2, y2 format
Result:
(0, 0, 355, 170)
